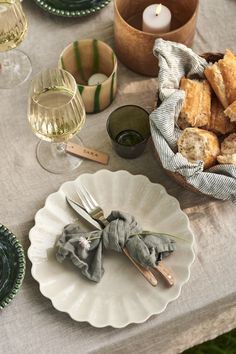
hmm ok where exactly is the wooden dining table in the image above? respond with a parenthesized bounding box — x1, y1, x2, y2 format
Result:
(1, 0, 236, 353)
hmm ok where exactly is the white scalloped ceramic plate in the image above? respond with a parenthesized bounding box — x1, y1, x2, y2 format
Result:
(28, 170, 195, 328)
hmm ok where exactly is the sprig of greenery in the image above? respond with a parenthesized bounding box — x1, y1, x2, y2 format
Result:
(87, 231, 189, 243)
(129, 231, 189, 243)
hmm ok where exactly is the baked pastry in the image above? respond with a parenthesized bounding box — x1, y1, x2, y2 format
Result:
(224, 100, 236, 122)
(205, 96, 236, 134)
(217, 133, 236, 164)
(178, 78, 211, 130)
(204, 49, 236, 109)
(178, 127, 220, 169)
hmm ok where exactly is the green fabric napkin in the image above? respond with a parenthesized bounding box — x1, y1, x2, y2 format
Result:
(56, 211, 176, 282)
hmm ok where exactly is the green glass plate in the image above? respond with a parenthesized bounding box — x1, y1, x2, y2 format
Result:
(33, 0, 111, 17)
(0, 224, 25, 309)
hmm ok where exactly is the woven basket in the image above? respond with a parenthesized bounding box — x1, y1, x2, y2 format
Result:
(155, 52, 223, 195)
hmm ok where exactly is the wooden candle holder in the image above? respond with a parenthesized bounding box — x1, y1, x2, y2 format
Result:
(114, 0, 199, 77)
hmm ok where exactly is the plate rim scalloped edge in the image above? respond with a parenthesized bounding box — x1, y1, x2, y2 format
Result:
(28, 169, 195, 328)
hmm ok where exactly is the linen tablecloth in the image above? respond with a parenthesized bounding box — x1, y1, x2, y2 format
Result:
(1, 0, 236, 353)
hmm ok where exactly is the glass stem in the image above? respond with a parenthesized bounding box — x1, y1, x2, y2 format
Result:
(0, 52, 13, 74)
(51, 142, 67, 156)
(57, 142, 66, 153)
(0, 50, 32, 89)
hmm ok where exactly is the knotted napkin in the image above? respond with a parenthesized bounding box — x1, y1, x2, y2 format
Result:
(150, 39, 236, 203)
(56, 211, 175, 282)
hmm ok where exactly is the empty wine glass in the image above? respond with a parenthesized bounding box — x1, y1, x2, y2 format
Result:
(0, 0, 32, 89)
(28, 68, 86, 174)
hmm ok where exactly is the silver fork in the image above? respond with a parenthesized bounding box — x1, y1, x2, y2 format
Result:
(77, 184, 175, 287)
(77, 183, 158, 287)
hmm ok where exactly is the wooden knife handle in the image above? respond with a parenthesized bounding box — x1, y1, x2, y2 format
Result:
(123, 247, 158, 287)
(154, 261, 175, 287)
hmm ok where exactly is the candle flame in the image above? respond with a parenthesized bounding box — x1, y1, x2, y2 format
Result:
(155, 4, 162, 16)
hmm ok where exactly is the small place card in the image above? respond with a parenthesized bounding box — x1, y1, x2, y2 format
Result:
(66, 142, 109, 165)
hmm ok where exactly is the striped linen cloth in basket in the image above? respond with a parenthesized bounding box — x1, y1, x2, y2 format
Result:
(150, 39, 236, 203)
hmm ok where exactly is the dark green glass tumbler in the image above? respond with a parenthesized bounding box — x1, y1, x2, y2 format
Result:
(106, 105, 151, 159)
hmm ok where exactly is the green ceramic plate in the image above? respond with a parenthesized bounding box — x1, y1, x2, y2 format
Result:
(33, 0, 111, 17)
(0, 224, 25, 309)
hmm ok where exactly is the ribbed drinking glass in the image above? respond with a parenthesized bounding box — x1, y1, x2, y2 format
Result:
(28, 68, 86, 174)
(0, 0, 31, 89)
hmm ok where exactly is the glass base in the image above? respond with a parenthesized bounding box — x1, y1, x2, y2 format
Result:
(36, 136, 84, 174)
(0, 49, 32, 89)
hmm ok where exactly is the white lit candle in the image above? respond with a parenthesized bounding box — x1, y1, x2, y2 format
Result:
(142, 4, 172, 34)
(88, 73, 108, 86)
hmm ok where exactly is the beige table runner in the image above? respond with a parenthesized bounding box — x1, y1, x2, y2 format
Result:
(1, 0, 236, 353)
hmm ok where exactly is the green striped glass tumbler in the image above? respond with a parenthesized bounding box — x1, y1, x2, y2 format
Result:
(28, 68, 86, 174)
(59, 39, 117, 114)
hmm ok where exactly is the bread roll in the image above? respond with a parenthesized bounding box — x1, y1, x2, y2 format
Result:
(204, 49, 236, 109)
(205, 96, 236, 134)
(178, 127, 220, 169)
(220, 133, 236, 154)
(217, 133, 236, 164)
(178, 78, 211, 130)
(224, 100, 236, 122)
(217, 154, 236, 164)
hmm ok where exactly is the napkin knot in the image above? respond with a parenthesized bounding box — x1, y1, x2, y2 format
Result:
(56, 211, 176, 282)
(103, 211, 142, 251)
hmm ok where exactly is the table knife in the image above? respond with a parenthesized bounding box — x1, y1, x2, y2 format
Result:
(66, 197, 102, 230)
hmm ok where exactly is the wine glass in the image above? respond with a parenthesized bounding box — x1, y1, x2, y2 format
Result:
(0, 0, 32, 89)
(28, 68, 86, 174)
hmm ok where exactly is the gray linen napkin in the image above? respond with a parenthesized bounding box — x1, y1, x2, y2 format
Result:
(150, 39, 236, 203)
(56, 211, 175, 282)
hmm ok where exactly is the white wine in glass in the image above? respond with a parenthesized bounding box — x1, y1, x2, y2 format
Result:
(28, 68, 86, 174)
(0, 0, 31, 89)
